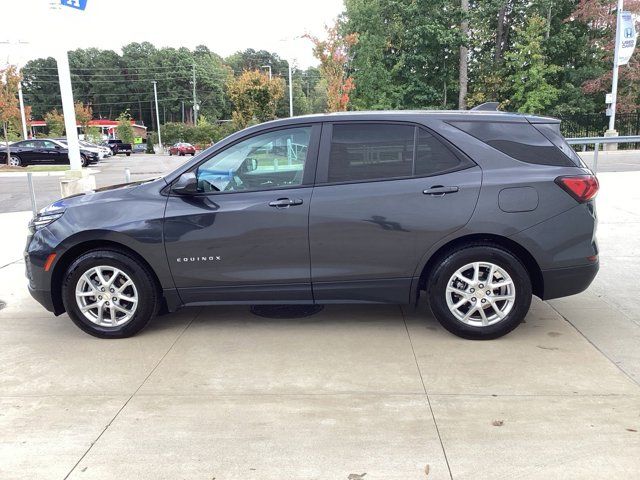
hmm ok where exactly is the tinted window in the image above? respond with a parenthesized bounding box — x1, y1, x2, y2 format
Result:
(450, 121, 574, 166)
(533, 123, 584, 166)
(328, 124, 414, 182)
(41, 140, 57, 149)
(415, 128, 465, 176)
(196, 127, 311, 193)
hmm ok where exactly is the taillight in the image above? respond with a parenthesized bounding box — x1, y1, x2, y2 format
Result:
(555, 175, 599, 203)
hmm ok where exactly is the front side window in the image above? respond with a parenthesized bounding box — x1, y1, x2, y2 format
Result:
(196, 127, 311, 193)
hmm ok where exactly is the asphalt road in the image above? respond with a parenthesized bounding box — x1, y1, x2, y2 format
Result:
(0, 150, 638, 215)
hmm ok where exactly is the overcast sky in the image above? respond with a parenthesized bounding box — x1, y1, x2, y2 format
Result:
(1, 0, 345, 68)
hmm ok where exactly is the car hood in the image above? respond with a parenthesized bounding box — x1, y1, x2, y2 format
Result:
(42, 177, 165, 212)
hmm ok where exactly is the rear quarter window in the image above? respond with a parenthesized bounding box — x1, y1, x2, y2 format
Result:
(449, 121, 575, 167)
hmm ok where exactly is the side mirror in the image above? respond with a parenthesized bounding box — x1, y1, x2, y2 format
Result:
(171, 172, 199, 195)
(55, 145, 62, 150)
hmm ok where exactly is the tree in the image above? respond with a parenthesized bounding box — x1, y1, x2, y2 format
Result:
(459, 0, 470, 109)
(74, 101, 93, 133)
(306, 23, 358, 112)
(0, 65, 21, 165)
(116, 111, 135, 144)
(227, 70, 285, 129)
(85, 126, 102, 144)
(505, 14, 560, 113)
(44, 108, 65, 137)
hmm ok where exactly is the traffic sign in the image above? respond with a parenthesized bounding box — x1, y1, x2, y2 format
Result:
(60, 0, 87, 11)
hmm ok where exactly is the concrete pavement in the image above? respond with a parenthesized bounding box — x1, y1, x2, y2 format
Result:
(0, 172, 639, 479)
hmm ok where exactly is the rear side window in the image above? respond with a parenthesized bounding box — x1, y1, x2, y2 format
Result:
(327, 123, 471, 183)
(533, 123, 585, 167)
(449, 121, 575, 167)
(328, 124, 414, 182)
(415, 128, 466, 176)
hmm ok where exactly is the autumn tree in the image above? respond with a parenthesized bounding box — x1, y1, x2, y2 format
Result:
(74, 101, 93, 133)
(227, 70, 285, 129)
(306, 23, 358, 112)
(44, 109, 65, 137)
(0, 65, 21, 165)
(572, 0, 640, 112)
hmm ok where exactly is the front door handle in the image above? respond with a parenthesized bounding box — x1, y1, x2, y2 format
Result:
(423, 186, 459, 196)
(269, 198, 303, 208)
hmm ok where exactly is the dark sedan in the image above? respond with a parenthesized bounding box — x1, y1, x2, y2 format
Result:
(0, 139, 99, 167)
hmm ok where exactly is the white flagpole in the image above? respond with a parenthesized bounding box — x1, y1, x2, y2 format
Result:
(608, 0, 624, 132)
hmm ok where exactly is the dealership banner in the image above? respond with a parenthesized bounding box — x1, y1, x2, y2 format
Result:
(618, 12, 637, 66)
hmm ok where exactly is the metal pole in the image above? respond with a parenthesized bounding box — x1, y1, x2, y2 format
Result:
(593, 142, 600, 173)
(288, 61, 293, 117)
(153, 80, 162, 151)
(124, 168, 131, 183)
(192, 63, 198, 125)
(26, 172, 37, 216)
(55, 50, 82, 170)
(609, 0, 624, 132)
(17, 82, 28, 140)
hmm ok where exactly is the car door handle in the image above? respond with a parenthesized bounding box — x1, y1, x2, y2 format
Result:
(269, 198, 303, 208)
(423, 186, 459, 196)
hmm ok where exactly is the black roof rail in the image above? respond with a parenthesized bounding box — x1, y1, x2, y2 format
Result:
(470, 102, 501, 112)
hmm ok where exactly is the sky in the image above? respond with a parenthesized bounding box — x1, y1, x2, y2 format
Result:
(0, 0, 345, 68)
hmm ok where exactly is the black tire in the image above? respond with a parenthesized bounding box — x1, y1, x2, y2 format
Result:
(169, 151, 172, 156)
(80, 155, 89, 167)
(126, 152, 131, 156)
(61, 249, 160, 338)
(426, 244, 532, 340)
(190, 152, 195, 156)
(9, 155, 22, 167)
(180, 152, 185, 156)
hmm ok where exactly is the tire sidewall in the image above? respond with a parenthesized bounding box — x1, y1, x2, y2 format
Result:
(62, 250, 157, 338)
(428, 246, 532, 340)
(10, 155, 21, 167)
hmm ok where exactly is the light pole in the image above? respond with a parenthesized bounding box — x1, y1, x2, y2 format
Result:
(153, 80, 162, 152)
(0, 39, 30, 140)
(288, 61, 293, 117)
(608, 0, 624, 135)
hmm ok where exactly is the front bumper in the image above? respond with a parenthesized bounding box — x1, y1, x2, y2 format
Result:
(540, 261, 599, 300)
(28, 284, 56, 313)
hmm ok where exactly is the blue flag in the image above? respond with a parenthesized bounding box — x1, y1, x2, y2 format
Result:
(60, 0, 88, 11)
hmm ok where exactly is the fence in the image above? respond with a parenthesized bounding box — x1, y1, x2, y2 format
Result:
(559, 112, 640, 150)
(566, 135, 640, 173)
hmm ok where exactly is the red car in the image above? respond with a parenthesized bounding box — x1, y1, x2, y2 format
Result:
(168, 142, 196, 156)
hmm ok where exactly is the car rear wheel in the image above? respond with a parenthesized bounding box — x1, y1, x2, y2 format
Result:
(427, 245, 532, 340)
(126, 152, 131, 156)
(62, 249, 160, 338)
(8, 155, 22, 167)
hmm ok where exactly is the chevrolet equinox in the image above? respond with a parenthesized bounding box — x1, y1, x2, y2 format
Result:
(25, 109, 599, 339)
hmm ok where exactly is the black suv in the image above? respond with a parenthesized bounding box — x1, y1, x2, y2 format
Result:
(25, 110, 599, 339)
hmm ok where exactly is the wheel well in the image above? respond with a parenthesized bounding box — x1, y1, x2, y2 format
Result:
(50, 240, 163, 314)
(418, 234, 544, 298)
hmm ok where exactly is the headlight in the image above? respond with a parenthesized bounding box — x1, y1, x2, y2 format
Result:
(29, 212, 64, 233)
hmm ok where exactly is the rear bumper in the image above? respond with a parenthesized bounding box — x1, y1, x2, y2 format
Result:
(540, 261, 599, 300)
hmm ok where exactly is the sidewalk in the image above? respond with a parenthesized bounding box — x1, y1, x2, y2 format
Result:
(0, 174, 639, 479)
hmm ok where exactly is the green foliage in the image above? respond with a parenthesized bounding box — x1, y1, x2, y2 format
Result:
(116, 111, 135, 145)
(505, 15, 560, 114)
(85, 126, 102, 144)
(227, 70, 285, 129)
(44, 109, 65, 137)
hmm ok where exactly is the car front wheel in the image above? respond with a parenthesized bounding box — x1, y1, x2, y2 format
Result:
(8, 155, 22, 167)
(427, 245, 532, 340)
(61, 249, 160, 338)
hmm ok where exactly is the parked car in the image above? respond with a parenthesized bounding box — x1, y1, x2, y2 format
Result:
(99, 142, 114, 157)
(132, 143, 147, 154)
(56, 139, 106, 160)
(169, 142, 196, 156)
(25, 108, 599, 339)
(1, 138, 99, 167)
(107, 139, 132, 156)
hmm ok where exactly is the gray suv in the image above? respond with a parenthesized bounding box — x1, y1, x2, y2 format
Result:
(25, 110, 599, 339)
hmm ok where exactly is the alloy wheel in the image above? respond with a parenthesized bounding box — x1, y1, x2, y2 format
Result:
(445, 261, 516, 327)
(75, 265, 138, 327)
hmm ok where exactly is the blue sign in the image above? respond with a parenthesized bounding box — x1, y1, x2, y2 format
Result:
(60, 0, 87, 11)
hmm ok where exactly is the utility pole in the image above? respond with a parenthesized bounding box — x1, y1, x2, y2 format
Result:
(56, 49, 82, 170)
(608, 0, 624, 133)
(288, 61, 293, 117)
(192, 63, 198, 125)
(16, 77, 28, 140)
(153, 80, 162, 151)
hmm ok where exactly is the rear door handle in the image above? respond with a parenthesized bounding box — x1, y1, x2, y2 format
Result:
(423, 186, 459, 196)
(269, 198, 303, 208)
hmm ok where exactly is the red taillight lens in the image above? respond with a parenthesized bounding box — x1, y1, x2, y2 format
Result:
(555, 175, 599, 203)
